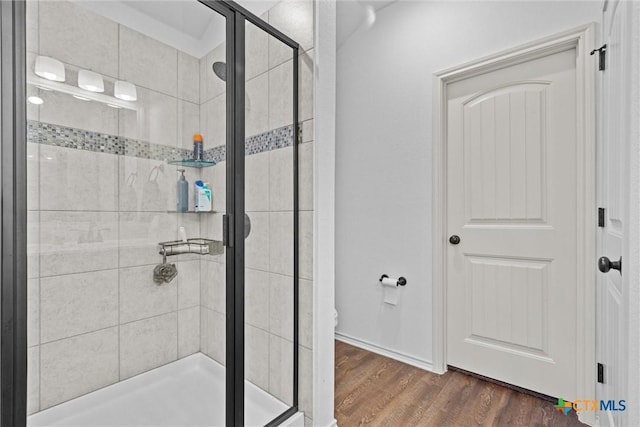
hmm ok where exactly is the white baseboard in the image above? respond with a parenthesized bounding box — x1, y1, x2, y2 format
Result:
(335, 332, 433, 372)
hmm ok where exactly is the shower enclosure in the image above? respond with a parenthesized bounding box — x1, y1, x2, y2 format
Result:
(1, 0, 302, 425)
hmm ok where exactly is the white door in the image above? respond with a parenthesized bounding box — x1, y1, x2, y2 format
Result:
(596, 1, 632, 425)
(446, 48, 581, 399)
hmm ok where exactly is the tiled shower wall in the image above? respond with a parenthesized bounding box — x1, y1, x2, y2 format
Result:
(26, 0, 315, 423)
(198, 1, 315, 423)
(26, 0, 204, 414)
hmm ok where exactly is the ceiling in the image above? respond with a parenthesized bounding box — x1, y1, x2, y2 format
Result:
(73, 0, 278, 58)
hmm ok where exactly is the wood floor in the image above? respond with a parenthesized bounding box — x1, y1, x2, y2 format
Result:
(335, 341, 585, 427)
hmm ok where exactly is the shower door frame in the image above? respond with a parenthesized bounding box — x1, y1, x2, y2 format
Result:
(0, 1, 300, 426)
(0, 1, 28, 426)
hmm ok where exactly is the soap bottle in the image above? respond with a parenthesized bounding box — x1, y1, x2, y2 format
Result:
(177, 169, 188, 212)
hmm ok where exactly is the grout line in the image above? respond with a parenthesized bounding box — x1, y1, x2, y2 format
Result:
(39, 309, 189, 349)
(116, 21, 122, 383)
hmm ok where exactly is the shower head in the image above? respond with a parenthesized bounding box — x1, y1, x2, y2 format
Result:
(212, 61, 226, 81)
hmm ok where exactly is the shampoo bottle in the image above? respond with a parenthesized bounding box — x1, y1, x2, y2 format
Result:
(177, 169, 188, 212)
(194, 180, 212, 212)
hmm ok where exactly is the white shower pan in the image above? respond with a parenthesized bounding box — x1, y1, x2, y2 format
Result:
(28, 353, 302, 427)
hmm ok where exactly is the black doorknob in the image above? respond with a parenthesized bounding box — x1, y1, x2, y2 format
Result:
(449, 235, 461, 245)
(598, 256, 622, 274)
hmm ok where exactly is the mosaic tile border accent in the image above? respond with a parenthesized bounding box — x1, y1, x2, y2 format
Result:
(27, 121, 298, 163)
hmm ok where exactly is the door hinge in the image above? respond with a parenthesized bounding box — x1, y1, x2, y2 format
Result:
(597, 363, 605, 383)
(296, 123, 303, 144)
(590, 44, 607, 71)
(598, 207, 605, 227)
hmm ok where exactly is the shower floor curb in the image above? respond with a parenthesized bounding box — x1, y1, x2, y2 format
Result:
(28, 353, 290, 426)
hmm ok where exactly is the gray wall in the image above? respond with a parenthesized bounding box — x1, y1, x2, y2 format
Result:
(335, 0, 601, 367)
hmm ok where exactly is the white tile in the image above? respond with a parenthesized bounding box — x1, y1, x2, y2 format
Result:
(40, 146, 118, 211)
(40, 328, 119, 410)
(299, 211, 313, 280)
(269, 212, 293, 276)
(119, 26, 177, 96)
(178, 100, 201, 151)
(246, 151, 270, 212)
(40, 270, 118, 343)
(299, 345, 313, 418)
(245, 268, 269, 328)
(202, 95, 227, 149)
(269, 61, 294, 130)
(27, 211, 39, 279)
(301, 119, 313, 143)
(118, 87, 178, 148)
(246, 21, 269, 80)
(118, 212, 179, 267)
(26, 0, 38, 54)
(120, 313, 178, 380)
(39, 1, 119, 77)
(119, 265, 177, 324)
(268, 0, 314, 67)
(245, 325, 269, 392)
(201, 212, 225, 242)
(177, 209, 202, 251)
(201, 308, 225, 364)
(299, 279, 313, 349)
(27, 141, 39, 210)
(26, 79, 40, 124)
(269, 335, 293, 405)
(201, 260, 225, 313)
(246, 212, 270, 271)
(299, 141, 314, 211)
(270, 146, 294, 211)
(246, 73, 269, 138)
(39, 211, 118, 277)
(178, 51, 200, 104)
(200, 43, 226, 103)
(178, 307, 200, 358)
(177, 260, 200, 309)
(39, 89, 119, 136)
(27, 346, 39, 415)
(118, 156, 173, 212)
(269, 273, 293, 340)
(28, 279, 39, 347)
(299, 50, 314, 122)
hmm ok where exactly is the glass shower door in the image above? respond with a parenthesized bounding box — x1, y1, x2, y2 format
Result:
(243, 17, 299, 425)
(25, 1, 229, 425)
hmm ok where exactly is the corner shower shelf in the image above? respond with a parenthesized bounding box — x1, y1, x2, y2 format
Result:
(167, 159, 216, 168)
(158, 238, 224, 257)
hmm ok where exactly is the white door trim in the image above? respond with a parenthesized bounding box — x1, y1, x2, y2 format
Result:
(432, 23, 596, 418)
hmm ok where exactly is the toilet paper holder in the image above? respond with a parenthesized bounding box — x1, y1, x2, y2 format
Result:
(379, 274, 407, 287)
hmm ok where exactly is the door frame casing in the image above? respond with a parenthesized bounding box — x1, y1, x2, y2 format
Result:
(432, 24, 596, 421)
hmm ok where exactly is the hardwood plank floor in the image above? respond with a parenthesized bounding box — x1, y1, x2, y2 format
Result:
(335, 341, 585, 427)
